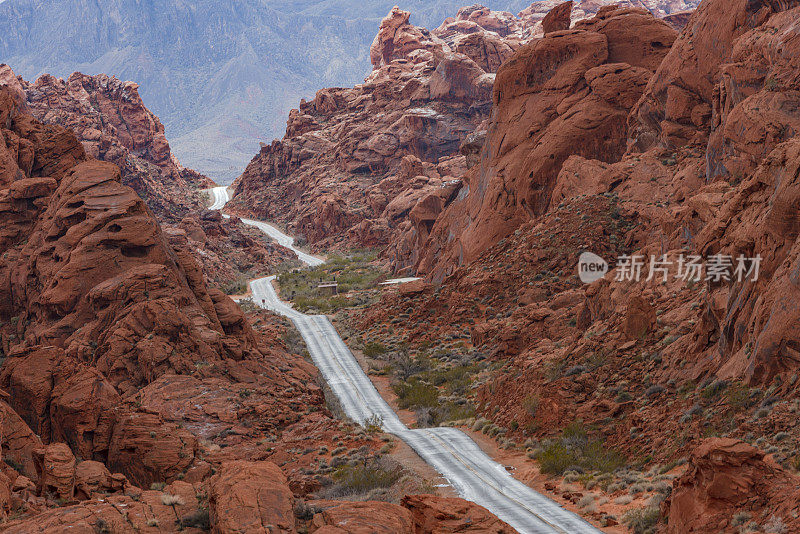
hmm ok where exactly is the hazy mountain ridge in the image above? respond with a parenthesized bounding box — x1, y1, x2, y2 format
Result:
(0, 0, 532, 181)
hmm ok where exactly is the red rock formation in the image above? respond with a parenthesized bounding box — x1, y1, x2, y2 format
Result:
(174, 210, 297, 293)
(208, 461, 295, 533)
(357, 1, 800, 530)
(229, 2, 698, 257)
(412, 7, 677, 280)
(0, 86, 498, 532)
(666, 439, 800, 533)
(0, 66, 215, 222)
(311, 501, 414, 533)
(0, 85, 312, 488)
(628, 0, 800, 153)
(542, 1, 573, 33)
(227, 5, 529, 252)
(519, 0, 699, 33)
(402, 494, 517, 533)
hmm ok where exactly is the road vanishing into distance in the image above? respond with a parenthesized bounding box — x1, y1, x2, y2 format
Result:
(209, 186, 603, 534)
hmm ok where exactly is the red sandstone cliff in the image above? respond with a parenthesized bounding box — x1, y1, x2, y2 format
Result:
(0, 65, 215, 222)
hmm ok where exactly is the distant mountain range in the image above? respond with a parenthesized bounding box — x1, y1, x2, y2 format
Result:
(0, 0, 533, 181)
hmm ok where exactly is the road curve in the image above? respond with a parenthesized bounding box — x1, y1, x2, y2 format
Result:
(209, 187, 324, 266)
(209, 186, 603, 534)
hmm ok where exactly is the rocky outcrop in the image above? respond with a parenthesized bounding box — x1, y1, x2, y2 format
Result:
(666, 439, 800, 533)
(542, 1, 573, 34)
(411, 7, 677, 280)
(227, 5, 520, 251)
(229, 2, 699, 257)
(174, 210, 297, 293)
(402, 494, 516, 533)
(519, 0, 699, 32)
(627, 0, 799, 153)
(0, 85, 315, 490)
(0, 66, 214, 222)
(208, 461, 295, 533)
(0, 84, 500, 532)
(357, 0, 800, 530)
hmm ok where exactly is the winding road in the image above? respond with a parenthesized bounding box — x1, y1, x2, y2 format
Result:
(209, 186, 603, 534)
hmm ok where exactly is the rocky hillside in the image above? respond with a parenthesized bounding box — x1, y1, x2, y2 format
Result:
(229, 1, 698, 255)
(0, 0, 544, 181)
(0, 64, 212, 222)
(0, 65, 298, 291)
(353, 0, 800, 531)
(406, 4, 679, 279)
(228, 4, 516, 251)
(0, 87, 519, 532)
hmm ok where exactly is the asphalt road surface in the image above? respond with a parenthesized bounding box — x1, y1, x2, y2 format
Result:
(209, 186, 603, 534)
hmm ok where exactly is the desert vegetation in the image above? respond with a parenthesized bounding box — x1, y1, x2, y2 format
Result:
(278, 250, 385, 313)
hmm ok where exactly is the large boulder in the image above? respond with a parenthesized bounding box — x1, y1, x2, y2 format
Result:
(207, 461, 295, 534)
(542, 1, 573, 33)
(402, 494, 516, 533)
(666, 439, 800, 533)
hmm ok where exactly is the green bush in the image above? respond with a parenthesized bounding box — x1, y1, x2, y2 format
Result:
(277, 250, 384, 313)
(539, 441, 576, 475)
(538, 422, 624, 475)
(435, 401, 476, 423)
(394, 380, 439, 410)
(329, 459, 402, 495)
(364, 342, 388, 357)
(623, 506, 661, 534)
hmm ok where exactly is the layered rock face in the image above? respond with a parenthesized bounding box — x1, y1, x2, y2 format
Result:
(227, 5, 528, 252)
(665, 439, 800, 533)
(0, 65, 214, 222)
(409, 6, 678, 279)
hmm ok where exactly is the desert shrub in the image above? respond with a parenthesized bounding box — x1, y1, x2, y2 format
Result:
(180, 509, 210, 530)
(364, 414, 383, 434)
(222, 276, 249, 295)
(324, 458, 402, 498)
(645, 384, 665, 398)
(731, 511, 751, 527)
(622, 506, 661, 534)
(294, 501, 319, 521)
(538, 441, 576, 475)
(701, 380, 728, 400)
(725, 382, 752, 409)
(435, 401, 476, 423)
(522, 395, 539, 418)
(538, 422, 624, 475)
(363, 342, 388, 357)
(393, 379, 439, 410)
(237, 298, 258, 312)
